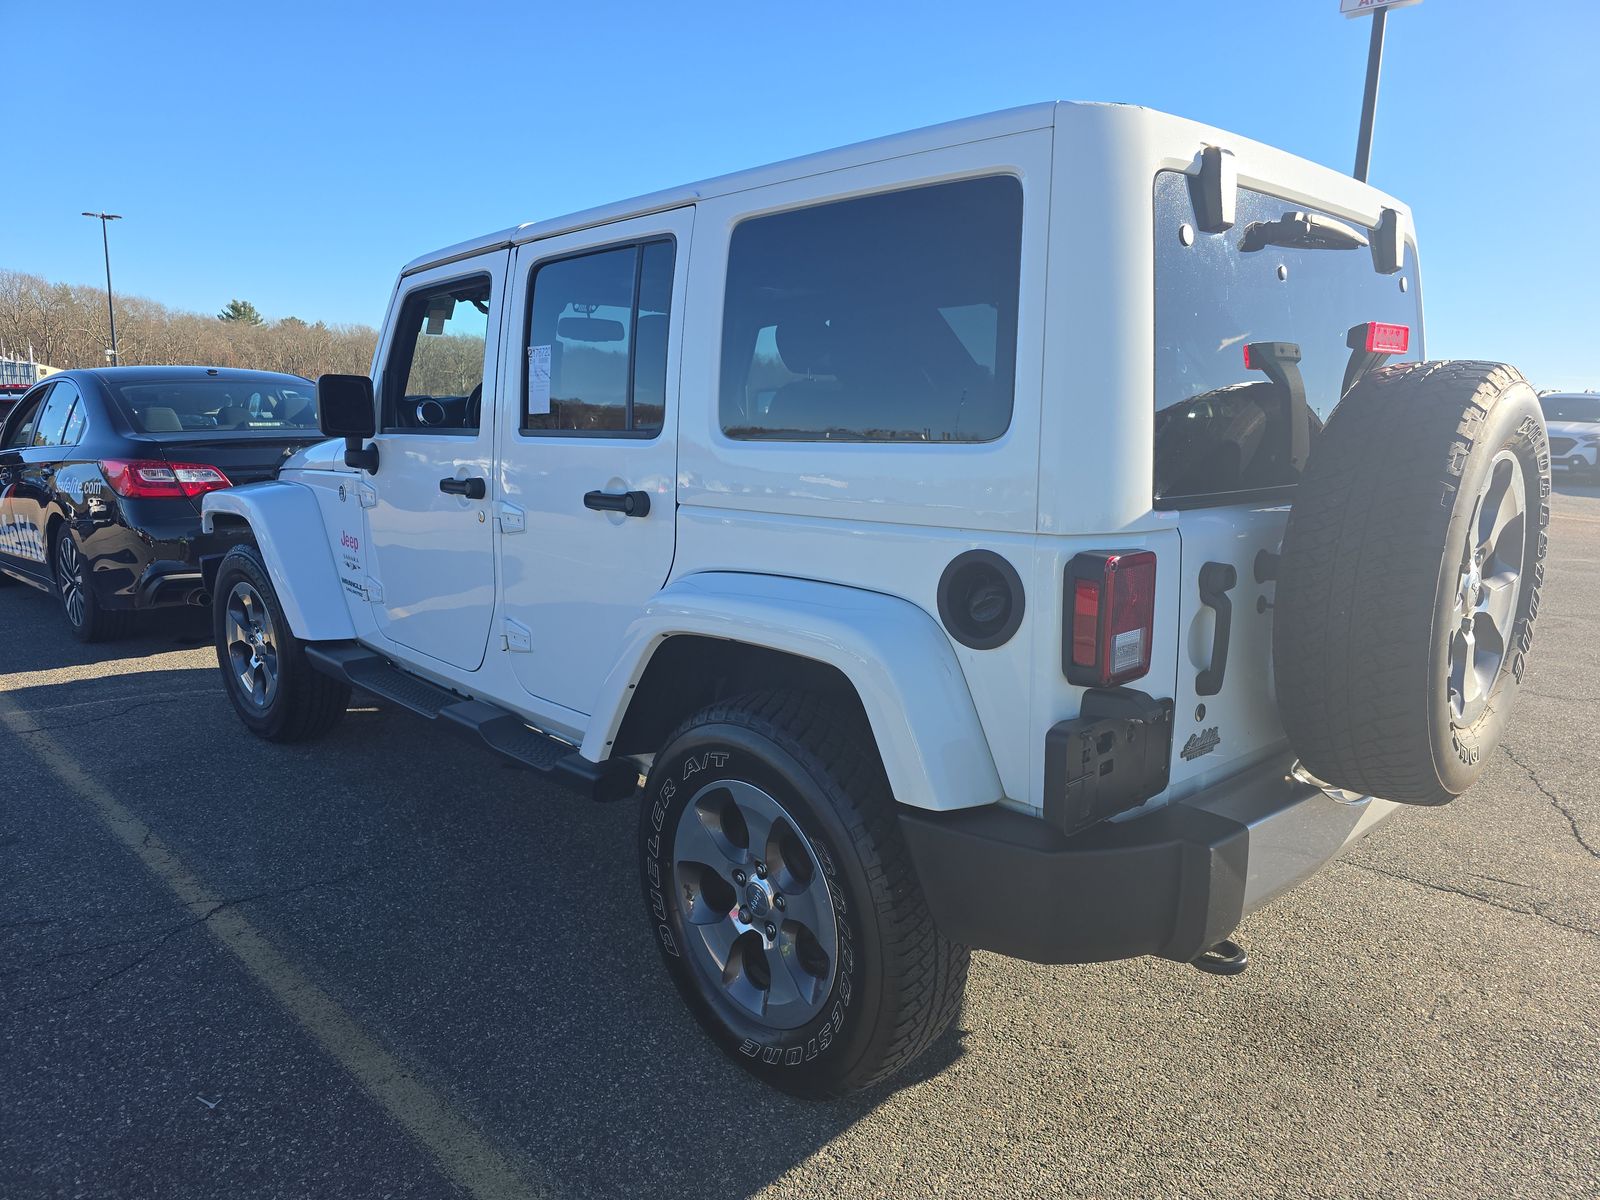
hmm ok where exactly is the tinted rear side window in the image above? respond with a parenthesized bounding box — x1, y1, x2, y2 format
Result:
(522, 239, 674, 436)
(720, 175, 1023, 443)
(1153, 171, 1422, 505)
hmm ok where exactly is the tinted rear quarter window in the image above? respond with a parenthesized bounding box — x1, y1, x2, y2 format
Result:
(720, 175, 1023, 443)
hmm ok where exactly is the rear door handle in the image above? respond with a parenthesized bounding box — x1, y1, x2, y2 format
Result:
(1195, 561, 1237, 697)
(583, 489, 651, 518)
(439, 476, 487, 499)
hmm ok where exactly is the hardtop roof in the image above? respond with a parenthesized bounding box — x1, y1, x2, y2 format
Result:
(401, 99, 1410, 278)
(402, 101, 1065, 277)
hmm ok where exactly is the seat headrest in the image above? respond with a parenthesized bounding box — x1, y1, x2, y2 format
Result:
(775, 318, 834, 376)
(217, 406, 249, 428)
(141, 406, 182, 432)
(634, 313, 669, 357)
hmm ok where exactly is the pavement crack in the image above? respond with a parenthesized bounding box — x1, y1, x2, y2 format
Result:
(1501, 742, 1600, 863)
(7, 868, 365, 1011)
(1344, 860, 1599, 942)
(4, 694, 202, 735)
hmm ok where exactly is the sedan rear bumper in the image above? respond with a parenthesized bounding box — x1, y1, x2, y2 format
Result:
(898, 756, 1397, 965)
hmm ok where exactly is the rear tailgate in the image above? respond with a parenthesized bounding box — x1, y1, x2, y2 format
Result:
(1151, 170, 1423, 796)
(1168, 505, 1289, 794)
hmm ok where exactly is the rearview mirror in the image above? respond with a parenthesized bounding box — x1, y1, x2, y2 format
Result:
(557, 316, 626, 343)
(317, 374, 376, 439)
(317, 374, 379, 472)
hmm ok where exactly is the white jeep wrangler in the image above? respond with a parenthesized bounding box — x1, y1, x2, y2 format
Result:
(201, 101, 1549, 1098)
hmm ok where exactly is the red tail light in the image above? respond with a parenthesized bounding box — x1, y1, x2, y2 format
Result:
(1064, 551, 1157, 687)
(1360, 321, 1410, 354)
(100, 459, 232, 499)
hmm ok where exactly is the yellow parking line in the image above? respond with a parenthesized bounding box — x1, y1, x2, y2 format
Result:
(0, 694, 548, 1200)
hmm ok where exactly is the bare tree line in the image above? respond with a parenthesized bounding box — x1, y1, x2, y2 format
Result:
(0, 269, 378, 380)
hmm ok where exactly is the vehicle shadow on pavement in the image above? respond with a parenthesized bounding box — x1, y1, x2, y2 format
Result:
(0, 586, 210, 674)
(3, 666, 967, 1198)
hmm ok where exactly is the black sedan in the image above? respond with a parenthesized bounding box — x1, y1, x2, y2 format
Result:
(0, 367, 323, 641)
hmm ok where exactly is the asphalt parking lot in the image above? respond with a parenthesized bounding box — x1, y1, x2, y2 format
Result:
(2, 481, 1597, 1200)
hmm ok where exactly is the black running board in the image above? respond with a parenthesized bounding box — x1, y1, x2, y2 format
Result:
(304, 642, 637, 802)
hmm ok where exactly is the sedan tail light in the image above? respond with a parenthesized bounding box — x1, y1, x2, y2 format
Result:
(1064, 550, 1157, 687)
(100, 459, 232, 499)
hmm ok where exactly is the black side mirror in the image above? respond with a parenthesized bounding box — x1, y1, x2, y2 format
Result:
(316, 374, 379, 472)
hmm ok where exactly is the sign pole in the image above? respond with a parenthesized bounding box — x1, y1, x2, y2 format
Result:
(1352, 6, 1387, 182)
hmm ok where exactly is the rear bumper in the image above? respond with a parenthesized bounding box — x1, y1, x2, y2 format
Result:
(79, 500, 223, 611)
(899, 756, 1397, 964)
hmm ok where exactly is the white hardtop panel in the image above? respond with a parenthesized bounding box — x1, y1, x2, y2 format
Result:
(401, 102, 1062, 277)
(1080, 101, 1414, 230)
(402, 101, 1413, 281)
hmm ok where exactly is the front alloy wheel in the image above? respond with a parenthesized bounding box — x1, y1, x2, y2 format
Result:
(211, 544, 350, 742)
(223, 581, 281, 711)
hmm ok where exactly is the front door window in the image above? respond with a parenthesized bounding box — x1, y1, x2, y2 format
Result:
(382, 277, 492, 434)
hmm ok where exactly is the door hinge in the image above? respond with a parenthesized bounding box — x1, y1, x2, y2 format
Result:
(357, 482, 378, 509)
(364, 577, 384, 603)
(497, 502, 526, 534)
(504, 618, 531, 653)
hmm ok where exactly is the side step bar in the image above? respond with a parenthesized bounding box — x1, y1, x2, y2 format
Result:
(304, 642, 638, 803)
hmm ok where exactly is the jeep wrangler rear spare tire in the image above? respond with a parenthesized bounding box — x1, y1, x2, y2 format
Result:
(639, 691, 969, 1098)
(1274, 361, 1549, 805)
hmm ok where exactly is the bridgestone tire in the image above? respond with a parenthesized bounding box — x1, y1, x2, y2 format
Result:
(213, 545, 351, 743)
(639, 691, 969, 1098)
(1274, 361, 1549, 805)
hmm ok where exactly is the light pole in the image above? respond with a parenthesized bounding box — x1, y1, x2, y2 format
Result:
(81, 211, 122, 365)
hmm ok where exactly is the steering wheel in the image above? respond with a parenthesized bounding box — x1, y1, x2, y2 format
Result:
(466, 382, 483, 428)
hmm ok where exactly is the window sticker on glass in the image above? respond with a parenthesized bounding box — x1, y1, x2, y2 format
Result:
(528, 344, 552, 416)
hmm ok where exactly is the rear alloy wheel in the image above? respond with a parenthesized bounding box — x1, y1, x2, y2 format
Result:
(53, 529, 131, 643)
(672, 778, 840, 1030)
(640, 691, 969, 1098)
(213, 545, 350, 742)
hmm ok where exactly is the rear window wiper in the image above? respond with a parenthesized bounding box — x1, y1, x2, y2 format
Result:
(1239, 211, 1369, 253)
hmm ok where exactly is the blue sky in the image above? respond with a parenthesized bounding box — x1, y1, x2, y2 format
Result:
(4, 0, 1596, 389)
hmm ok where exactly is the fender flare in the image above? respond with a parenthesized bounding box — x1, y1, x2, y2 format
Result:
(583, 572, 1004, 813)
(202, 481, 357, 641)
